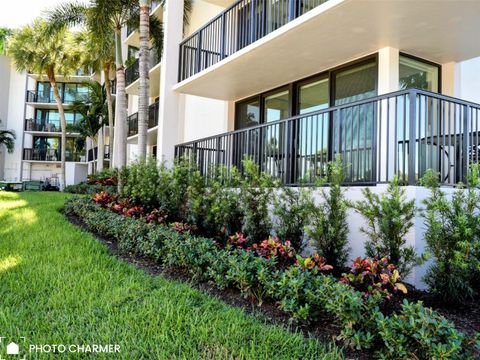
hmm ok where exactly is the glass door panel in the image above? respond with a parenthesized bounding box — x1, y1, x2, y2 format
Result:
(333, 60, 377, 182)
(297, 78, 330, 182)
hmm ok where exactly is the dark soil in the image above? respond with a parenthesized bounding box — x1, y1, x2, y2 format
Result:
(66, 213, 479, 359)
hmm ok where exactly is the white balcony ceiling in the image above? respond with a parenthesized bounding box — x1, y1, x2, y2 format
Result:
(175, 0, 480, 101)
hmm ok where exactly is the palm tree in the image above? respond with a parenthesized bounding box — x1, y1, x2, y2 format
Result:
(7, 19, 81, 190)
(69, 81, 108, 173)
(0, 129, 15, 153)
(75, 30, 115, 169)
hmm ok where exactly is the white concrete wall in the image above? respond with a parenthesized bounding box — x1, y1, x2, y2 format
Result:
(3, 64, 26, 182)
(452, 57, 480, 103)
(0, 56, 11, 180)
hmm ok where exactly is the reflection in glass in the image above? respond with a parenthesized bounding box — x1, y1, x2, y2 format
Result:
(264, 90, 289, 122)
(235, 99, 260, 129)
(333, 61, 377, 182)
(399, 56, 439, 92)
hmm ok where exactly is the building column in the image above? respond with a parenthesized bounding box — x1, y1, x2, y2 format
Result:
(156, 0, 184, 164)
(377, 47, 399, 182)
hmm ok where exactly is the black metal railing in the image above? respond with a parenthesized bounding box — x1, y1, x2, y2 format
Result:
(175, 89, 480, 186)
(23, 148, 86, 162)
(26, 90, 89, 104)
(88, 145, 110, 162)
(179, 0, 327, 81)
(128, 101, 160, 137)
(24, 119, 81, 133)
(125, 48, 161, 87)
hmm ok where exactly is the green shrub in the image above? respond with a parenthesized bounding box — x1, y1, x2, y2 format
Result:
(64, 182, 116, 195)
(272, 186, 312, 252)
(239, 158, 276, 245)
(202, 166, 243, 240)
(305, 156, 350, 268)
(376, 300, 469, 360)
(421, 167, 480, 304)
(64, 196, 478, 356)
(352, 177, 417, 277)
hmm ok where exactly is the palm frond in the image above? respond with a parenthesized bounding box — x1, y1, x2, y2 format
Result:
(44, 1, 88, 35)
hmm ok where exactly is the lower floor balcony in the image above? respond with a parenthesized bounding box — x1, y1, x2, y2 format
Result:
(175, 89, 480, 186)
(23, 147, 86, 163)
(127, 101, 159, 137)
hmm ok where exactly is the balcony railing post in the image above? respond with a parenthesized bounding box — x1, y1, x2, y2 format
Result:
(462, 104, 470, 183)
(195, 31, 203, 74)
(288, 0, 298, 21)
(220, 13, 226, 60)
(408, 90, 417, 185)
(249, 0, 256, 45)
(216, 136, 222, 166)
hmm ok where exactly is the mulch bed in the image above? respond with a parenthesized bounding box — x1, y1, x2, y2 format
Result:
(65, 213, 479, 358)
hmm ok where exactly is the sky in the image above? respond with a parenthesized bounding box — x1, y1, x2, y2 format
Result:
(0, 0, 71, 28)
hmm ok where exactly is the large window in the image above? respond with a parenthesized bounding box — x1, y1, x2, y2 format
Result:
(263, 89, 289, 123)
(33, 137, 85, 162)
(298, 77, 329, 114)
(399, 54, 440, 92)
(235, 98, 260, 129)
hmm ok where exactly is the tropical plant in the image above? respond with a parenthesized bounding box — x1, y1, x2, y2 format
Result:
(305, 156, 350, 269)
(0, 28, 11, 55)
(352, 177, 417, 277)
(69, 81, 108, 173)
(7, 19, 81, 190)
(272, 186, 312, 252)
(0, 120, 15, 153)
(420, 167, 480, 304)
(74, 30, 115, 170)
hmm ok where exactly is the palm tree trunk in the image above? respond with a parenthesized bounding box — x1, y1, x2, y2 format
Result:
(50, 76, 66, 190)
(112, 28, 127, 170)
(103, 62, 114, 167)
(138, 0, 150, 160)
(97, 128, 104, 172)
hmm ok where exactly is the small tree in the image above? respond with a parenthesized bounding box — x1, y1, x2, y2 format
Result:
(239, 158, 276, 245)
(352, 177, 416, 277)
(273, 186, 312, 252)
(420, 168, 480, 304)
(306, 156, 350, 269)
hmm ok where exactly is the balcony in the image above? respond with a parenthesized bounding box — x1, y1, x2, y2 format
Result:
(88, 145, 110, 162)
(26, 90, 89, 105)
(125, 47, 162, 90)
(175, 89, 480, 186)
(127, 101, 160, 137)
(175, 0, 480, 100)
(23, 148, 86, 162)
(24, 119, 80, 134)
(178, 0, 327, 82)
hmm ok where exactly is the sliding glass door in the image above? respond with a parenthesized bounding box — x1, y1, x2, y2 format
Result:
(332, 60, 377, 182)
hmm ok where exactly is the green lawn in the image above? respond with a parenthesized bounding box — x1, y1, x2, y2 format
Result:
(0, 192, 342, 359)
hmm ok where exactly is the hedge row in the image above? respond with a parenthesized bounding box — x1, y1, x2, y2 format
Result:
(64, 197, 479, 359)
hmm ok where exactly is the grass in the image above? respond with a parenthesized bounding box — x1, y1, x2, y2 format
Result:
(0, 192, 343, 359)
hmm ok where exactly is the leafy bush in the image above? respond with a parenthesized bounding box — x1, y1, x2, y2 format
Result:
(305, 156, 350, 269)
(272, 186, 312, 252)
(421, 167, 480, 304)
(202, 166, 243, 240)
(87, 168, 117, 186)
(64, 196, 478, 357)
(341, 257, 407, 299)
(64, 182, 116, 195)
(239, 158, 276, 245)
(376, 300, 469, 360)
(248, 236, 296, 267)
(352, 177, 417, 277)
(296, 253, 333, 271)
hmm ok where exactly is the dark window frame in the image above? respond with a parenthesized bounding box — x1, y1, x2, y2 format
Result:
(235, 53, 379, 130)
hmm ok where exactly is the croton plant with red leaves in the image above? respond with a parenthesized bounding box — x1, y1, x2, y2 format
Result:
(170, 222, 198, 235)
(248, 236, 296, 266)
(296, 253, 333, 272)
(228, 232, 247, 248)
(145, 209, 167, 224)
(93, 191, 115, 207)
(341, 256, 407, 299)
